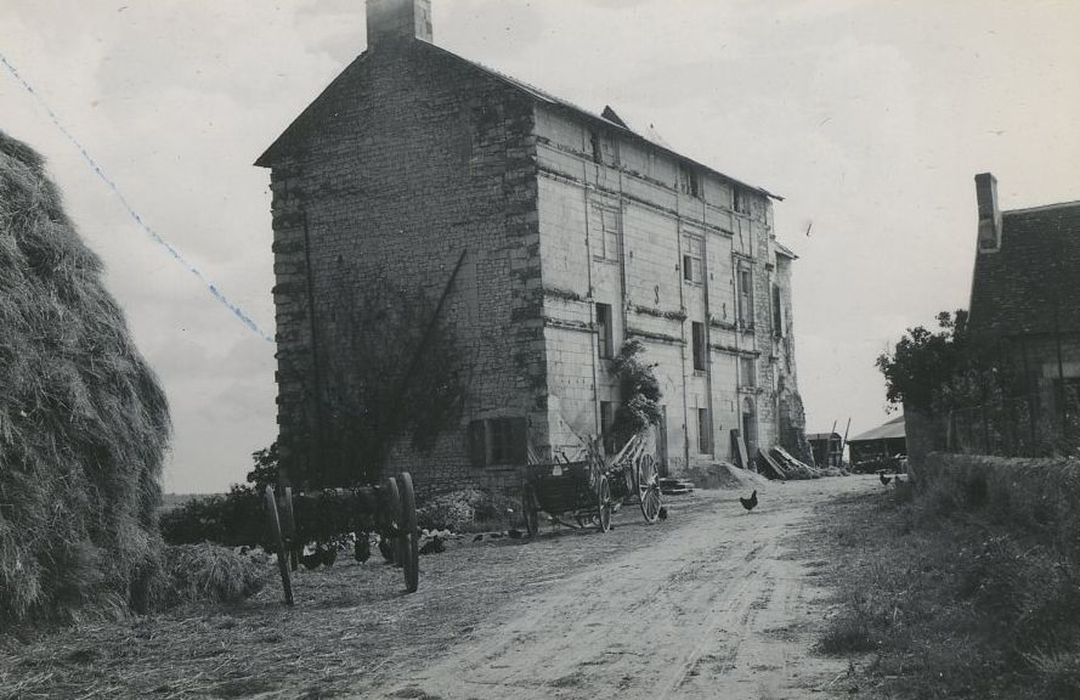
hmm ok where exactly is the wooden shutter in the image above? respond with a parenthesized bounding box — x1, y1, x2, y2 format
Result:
(510, 418, 528, 464)
(467, 420, 487, 468)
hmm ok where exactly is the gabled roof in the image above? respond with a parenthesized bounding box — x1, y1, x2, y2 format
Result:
(256, 53, 369, 167)
(848, 415, 905, 443)
(256, 39, 782, 202)
(968, 200, 1080, 337)
(773, 240, 798, 260)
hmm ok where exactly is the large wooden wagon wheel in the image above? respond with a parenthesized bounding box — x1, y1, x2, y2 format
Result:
(396, 472, 420, 594)
(522, 484, 540, 537)
(381, 477, 402, 565)
(264, 486, 294, 606)
(635, 454, 664, 524)
(596, 474, 613, 533)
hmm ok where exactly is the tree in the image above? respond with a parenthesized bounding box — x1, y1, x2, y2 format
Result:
(245, 442, 279, 493)
(610, 339, 663, 448)
(875, 310, 970, 412)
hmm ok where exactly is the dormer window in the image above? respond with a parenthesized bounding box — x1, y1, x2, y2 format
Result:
(733, 186, 751, 215)
(679, 164, 701, 198)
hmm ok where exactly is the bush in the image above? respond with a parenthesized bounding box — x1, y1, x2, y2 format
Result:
(159, 487, 263, 547)
(416, 488, 521, 532)
(159, 446, 278, 549)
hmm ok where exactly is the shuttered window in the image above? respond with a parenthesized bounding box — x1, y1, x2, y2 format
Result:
(596, 303, 613, 359)
(467, 418, 527, 467)
(772, 283, 784, 338)
(600, 401, 616, 455)
(691, 321, 706, 371)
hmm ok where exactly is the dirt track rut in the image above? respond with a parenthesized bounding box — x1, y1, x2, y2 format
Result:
(377, 477, 874, 699)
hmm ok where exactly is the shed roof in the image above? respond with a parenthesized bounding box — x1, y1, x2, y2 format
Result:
(848, 415, 906, 443)
(968, 200, 1080, 337)
(256, 39, 782, 203)
(806, 432, 841, 442)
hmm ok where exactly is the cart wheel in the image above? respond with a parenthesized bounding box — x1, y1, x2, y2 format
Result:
(264, 486, 294, 606)
(597, 475, 613, 533)
(522, 485, 540, 537)
(397, 472, 420, 594)
(636, 455, 663, 524)
(381, 477, 402, 565)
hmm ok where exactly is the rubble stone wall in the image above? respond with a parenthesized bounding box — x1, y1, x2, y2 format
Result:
(533, 105, 803, 476)
(266, 41, 542, 496)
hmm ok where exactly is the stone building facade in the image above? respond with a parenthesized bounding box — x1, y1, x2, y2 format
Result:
(257, 0, 808, 494)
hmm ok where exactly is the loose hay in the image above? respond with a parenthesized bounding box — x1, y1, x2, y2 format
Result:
(156, 544, 271, 609)
(0, 130, 170, 624)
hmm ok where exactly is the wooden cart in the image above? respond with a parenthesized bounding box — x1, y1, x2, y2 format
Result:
(262, 472, 419, 605)
(606, 434, 665, 524)
(521, 452, 613, 535)
(521, 433, 664, 536)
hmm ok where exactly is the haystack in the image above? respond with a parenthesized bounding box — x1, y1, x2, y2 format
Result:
(0, 131, 170, 623)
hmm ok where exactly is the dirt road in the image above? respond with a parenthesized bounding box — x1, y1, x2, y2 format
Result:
(374, 476, 874, 700)
(0, 476, 874, 699)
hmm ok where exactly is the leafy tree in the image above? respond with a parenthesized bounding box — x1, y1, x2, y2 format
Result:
(875, 310, 970, 412)
(245, 442, 279, 493)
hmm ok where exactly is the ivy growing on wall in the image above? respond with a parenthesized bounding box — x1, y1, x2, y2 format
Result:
(314, 273, 467, 486)
(610, 339, 663, 449)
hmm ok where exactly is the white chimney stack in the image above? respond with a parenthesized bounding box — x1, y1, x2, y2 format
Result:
(367, 0, 433, 49)
(975, 172, 1002, 253)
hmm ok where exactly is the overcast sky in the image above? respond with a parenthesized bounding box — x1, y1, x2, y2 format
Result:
(3, 1, 1079, 493)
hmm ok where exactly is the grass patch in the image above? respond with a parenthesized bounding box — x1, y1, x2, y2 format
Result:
(812, 473, 1080, 699)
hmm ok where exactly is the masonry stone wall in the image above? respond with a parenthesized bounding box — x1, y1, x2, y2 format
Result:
(264, 40, 541, 495)
(533, 104, 803, 475)
(264, 38, 804, 494)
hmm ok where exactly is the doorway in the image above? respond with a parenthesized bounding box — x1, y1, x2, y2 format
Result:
(741, 397, 758, 467)
(656, 406, 669, 476)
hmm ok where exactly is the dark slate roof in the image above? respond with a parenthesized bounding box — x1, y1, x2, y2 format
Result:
(968, 201, 1080, 337)
(848, 415, 905, 443)
(256, 40, 782, 202)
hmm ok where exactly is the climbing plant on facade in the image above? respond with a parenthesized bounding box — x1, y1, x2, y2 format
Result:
(610, 339, 663, 449)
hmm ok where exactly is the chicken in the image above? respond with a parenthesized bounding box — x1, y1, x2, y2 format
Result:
(419, 535, 446, 555)
(880, 473, 893, 486)
(301, 549, 322, 570)
(320, 544, 338, 567)
(739, 489, 758, 512)
(658, 506, 668, 521)
(354, 534, 372, 563)
(377, 535, 396, 562)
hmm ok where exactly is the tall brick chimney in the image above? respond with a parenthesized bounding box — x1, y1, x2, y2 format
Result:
(367, 0, 433, 49)
(975, 172, 1002, 253)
